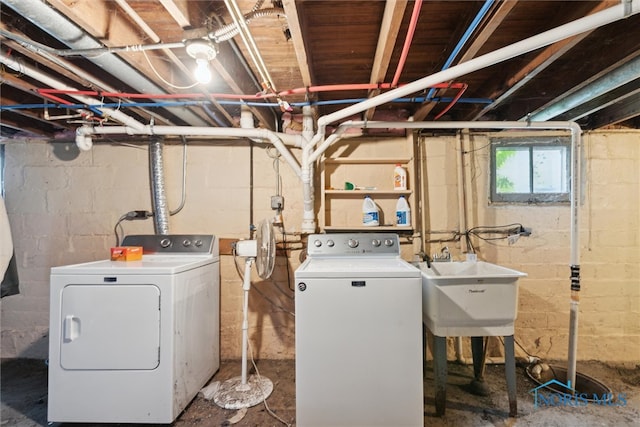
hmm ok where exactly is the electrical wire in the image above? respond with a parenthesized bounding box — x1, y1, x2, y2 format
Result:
(247, 339, 292, 427)
(169, 138, 187, 216)
(113, 214, 128, 246)
(141, 50, 199, 90)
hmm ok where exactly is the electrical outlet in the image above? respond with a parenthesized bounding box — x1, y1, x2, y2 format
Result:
(271, 195, 284, 210)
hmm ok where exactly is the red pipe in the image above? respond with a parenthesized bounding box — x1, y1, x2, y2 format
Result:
(37, 82, 465, 101)
(391, 0, 423, 88)
(434, 83, 468, 120)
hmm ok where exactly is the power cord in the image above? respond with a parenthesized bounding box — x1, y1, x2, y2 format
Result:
(248, 339, 293, 427)
(113, 210, 153, 246)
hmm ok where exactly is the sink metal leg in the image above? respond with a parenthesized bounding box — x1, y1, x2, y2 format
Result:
(433, 335, 447, 416)
(504, 335, 517, 417)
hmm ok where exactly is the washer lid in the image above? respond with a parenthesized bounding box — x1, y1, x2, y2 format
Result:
(296, 257, 420, 278)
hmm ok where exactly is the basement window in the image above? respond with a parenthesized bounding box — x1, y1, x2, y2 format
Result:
(490, 137, 570, 203)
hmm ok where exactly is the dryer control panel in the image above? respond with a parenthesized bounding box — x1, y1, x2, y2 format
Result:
(121, 234, 216, 254)
(306, 233, 400, 257)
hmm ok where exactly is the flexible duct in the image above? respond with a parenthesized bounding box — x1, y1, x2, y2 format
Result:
(149, 138, 170, 235)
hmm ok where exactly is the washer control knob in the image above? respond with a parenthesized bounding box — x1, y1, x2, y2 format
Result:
(182, 239, 192, 247)
(371, 239, 381, 247)
(298, 282, 307, 292)
(326, 239, 335, 247)
(194, 239, 203, 247)
(314, 239, 322, 247)
(160, 238, 171, 248)
(384, 238, 395, 247)
(348, 239, 359, 248)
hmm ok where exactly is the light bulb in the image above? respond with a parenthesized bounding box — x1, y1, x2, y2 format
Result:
(194, 58, 212, 84)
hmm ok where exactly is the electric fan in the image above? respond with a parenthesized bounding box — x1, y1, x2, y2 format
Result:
(213, 218, 276, 409)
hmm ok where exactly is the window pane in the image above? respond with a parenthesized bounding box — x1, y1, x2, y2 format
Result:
(495, 147, 530, 193)
(533, 146, 568, 193)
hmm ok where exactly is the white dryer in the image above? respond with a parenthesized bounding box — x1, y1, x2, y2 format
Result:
(295, 233, 423, 427)
(48, 234, 220, 424)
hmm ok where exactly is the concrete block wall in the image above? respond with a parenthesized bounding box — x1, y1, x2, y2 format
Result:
(2, 129, 638, 363)
(422, 130, 640, 363)
(1, 140, 300, 359)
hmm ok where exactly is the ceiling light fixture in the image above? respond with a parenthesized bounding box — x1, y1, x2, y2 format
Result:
(185, 39, 218, 84)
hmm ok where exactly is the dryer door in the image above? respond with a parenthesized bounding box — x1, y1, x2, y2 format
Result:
(59, 284, 160, 370)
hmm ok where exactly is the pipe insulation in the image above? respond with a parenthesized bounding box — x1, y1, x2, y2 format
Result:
(149, 139, 170, 235)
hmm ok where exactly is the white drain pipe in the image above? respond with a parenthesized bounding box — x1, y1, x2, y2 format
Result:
(0, 51, 145, 134)
(308, 0, 639, 146)
(75, 125, 302, 179)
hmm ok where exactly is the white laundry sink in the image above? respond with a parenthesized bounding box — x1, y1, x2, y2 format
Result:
(417, 261, 527, 337)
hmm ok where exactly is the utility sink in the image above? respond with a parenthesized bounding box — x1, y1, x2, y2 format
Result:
(417, 261, 527, 337)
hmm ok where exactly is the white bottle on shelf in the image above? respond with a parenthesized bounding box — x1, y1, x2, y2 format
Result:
(395, 196, 411, 227)
(362, 196, 380, 226)
(394, 164, 407, 190)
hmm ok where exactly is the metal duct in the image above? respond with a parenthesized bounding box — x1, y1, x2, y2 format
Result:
(1, 0, 209, 127)
(149, 139, 170, 235)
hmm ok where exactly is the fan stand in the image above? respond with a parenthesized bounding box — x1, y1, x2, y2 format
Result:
(213, 256, 273, 409)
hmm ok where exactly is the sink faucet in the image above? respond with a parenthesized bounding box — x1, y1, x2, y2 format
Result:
(432, 246, 451, 262)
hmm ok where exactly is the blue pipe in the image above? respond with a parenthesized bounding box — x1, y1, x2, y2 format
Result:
(426, 0, 495, 99)
(0, 97, 494, 111)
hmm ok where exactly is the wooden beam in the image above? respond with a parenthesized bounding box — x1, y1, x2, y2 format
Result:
(282, 0, 312, 86)
(365, 0, 408, 121)
(471, 0, 614, 120)
(46, 0, 193, 91)
(413, 0, 515, 121)
(159, 0, 191, 29)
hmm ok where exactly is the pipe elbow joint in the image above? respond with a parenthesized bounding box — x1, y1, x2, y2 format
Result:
(75, 126, 93, 151)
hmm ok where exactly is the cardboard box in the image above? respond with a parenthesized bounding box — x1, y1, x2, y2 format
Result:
(110, 246, 143, 261)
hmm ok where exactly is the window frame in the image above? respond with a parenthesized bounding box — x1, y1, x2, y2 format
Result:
(490, 136, 571, 204)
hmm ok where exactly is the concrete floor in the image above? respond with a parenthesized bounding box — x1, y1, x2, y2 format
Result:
(2, 358, 639, 426)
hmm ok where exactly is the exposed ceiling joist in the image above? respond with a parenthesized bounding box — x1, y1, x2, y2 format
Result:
(1, 0, 639, 140)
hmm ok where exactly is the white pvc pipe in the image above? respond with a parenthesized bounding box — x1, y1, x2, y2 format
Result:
(76, 125, 302, 178)
(0, 51, 145, 132)
(313, 0, 639, 130)
(300, 106, 317, 232)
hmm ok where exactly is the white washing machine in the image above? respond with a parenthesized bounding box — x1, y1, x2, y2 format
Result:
(47, 234, 220, 424)
(295, 233, 423, 427)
